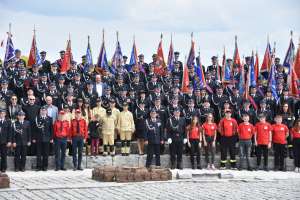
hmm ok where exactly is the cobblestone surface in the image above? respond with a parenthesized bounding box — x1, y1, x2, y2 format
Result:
(1, 169, 300, 200)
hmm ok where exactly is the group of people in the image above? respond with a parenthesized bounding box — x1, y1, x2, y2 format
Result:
(0, 48, 299, 173)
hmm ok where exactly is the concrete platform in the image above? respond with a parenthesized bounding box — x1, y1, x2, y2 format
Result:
(4, 154, 296, 171)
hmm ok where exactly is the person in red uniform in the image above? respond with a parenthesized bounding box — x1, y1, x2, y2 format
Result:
(291, 119, 300, 173)
(70, 109, 88, 170)
(254, 113, 272, 171)
(238, 113, 255, 171)
(186, 116, 202, 169)
(202, 113, 217, 170)
(53, 111, 70, 171)
(272, 114, 289, 171)
(218, 109, 238, 169)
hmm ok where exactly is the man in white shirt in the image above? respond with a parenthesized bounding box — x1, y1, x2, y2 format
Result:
(95, 75, 104, 97)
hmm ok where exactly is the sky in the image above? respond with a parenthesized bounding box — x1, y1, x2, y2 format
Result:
(0, 0, 299, 66)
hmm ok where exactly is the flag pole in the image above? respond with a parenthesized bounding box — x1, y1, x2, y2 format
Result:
(102, 29, 105, 43)
(33, 24, 36, 37)
(8, 23, 12, 36)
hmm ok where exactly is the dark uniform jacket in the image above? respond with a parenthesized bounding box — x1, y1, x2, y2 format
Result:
(145, 118, 164, 144)
(0, 119, 12, 145)
(166, 117, 186, 142)
(34, 116, 53, 143)
(12, 120, 31, 146)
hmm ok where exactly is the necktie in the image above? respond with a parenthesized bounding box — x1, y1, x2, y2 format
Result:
(60, 121, 63, 133)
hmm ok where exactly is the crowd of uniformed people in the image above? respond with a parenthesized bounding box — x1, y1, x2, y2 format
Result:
(0, 49, 300, 173)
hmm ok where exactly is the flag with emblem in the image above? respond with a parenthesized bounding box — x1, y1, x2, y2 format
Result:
(187, 33, 195, 67)
(97, 30, 109, 72)
(223, 47, 231, 83)
(167, 34, 174, 72)
(283, 32, 295, 76)
(232, 36, 241, 70)
(28, 28, 41, 68)
(84, 35, 93, 72)
(3, 24, 15, 67)
(260, 38, 272, 80)
(290, 39, 300, 96)
(111, 31, 123, 74)
(129, 37, 138, 72)
(155, 33, 166, 75)
(60, 36, 72, 74)
(181, 63, 190, 93)
(238, 57, 245, 95)
(268, 49, 279, 102)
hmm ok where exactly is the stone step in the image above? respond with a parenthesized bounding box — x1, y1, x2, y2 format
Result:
(5, 154, 296, 171)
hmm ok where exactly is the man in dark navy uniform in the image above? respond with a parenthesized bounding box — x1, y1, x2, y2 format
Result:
(34, 106, 53, 171)
(166, 108, 187, 169)
(145, 109, 164, 168)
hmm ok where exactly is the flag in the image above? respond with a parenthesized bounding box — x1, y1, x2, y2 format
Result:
(97, 30, 109, 71)
(157, 34, 166, 67)
(27, 30, 41, 68)
(260, 39, 272, 79)
(129, 38, 138, 72)
(187, 33, 195, 67)
(232, 36, 241, 70)
(195, 53, 205, 87)
(60, 38, 72, 74)
(167, 35, 174, 72)
(254, 51, 259, 82)
(238, 57, 245, 95)
(4, 32, 14, 66)
(196, 53, 213, 94)
(249, 51, 256, 86)
(222, 47, 231, 82)
(283, 35, 295, 76)
(155, 34, 166, 75)
(268, 53, 279, 102)
(181, 63, 190, 93)
(111, 32, 123, 74)
(85, 36, 93, 72)
(290, 42, 300, 96)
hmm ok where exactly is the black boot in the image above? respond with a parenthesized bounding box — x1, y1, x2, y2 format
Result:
(171, 162, 176, 169)
(197, 163, 202, 170)
(177, 162, 183, 170)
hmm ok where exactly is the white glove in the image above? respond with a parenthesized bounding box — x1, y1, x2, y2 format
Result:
(167, 138, 172, 144)
(183, 138, 188, 144)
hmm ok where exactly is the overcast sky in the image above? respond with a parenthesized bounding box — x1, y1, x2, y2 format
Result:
(0, 0, 299, 65)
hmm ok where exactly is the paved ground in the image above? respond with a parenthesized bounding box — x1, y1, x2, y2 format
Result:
(1, 169, 300, 200)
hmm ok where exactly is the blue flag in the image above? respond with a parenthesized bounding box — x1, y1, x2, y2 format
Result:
(129, 41, 138, 72)
(283, 37, 295, 75)
(97, 42, 108, 70)
(111, 40, 123, 74)
(85, 37, 93, 72)
(167, 37, 174, 72)
(238, 67, 245, 95)
(224, 61, 231, 82)
(250, 53, 256, 86)
(268, 61, 279, 102)
(4, 35, 14, 67)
